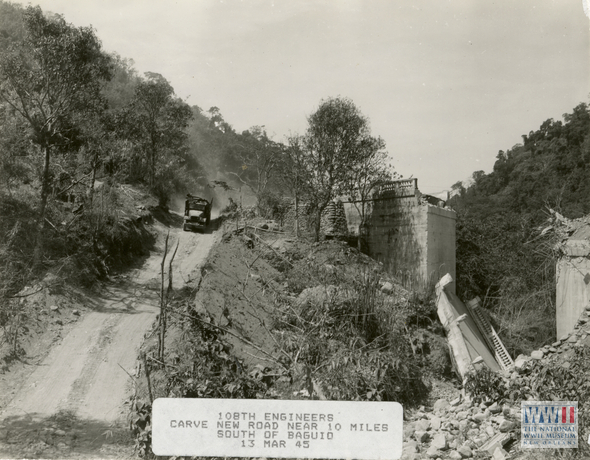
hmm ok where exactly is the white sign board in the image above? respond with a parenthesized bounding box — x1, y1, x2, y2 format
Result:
(153, 398, 403, 459)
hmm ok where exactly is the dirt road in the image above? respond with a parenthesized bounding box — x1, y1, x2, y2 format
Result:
(0, 222, 217, 459)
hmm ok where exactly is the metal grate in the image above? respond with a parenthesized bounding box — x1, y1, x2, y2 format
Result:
(466, 297, 514, 370)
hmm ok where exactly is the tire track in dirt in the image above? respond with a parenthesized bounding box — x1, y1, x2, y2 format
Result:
(0, 223, 218, 458)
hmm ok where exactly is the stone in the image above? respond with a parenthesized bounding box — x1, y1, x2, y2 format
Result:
(456, 411, 469, 421)
(415, 419, 431, 431)
(403, 424, 416, 441)
(492, 447, 509, 460)
(568, 334, 579, 343)
(49, 305, 59, 311)
(485, 425, 495, 437)
(466, 428, 480, 438)
(404, 423, 416, 441)
(450, 396, 462, 406)
(446, 419, 460, 430)
(471, 413, 487, 423)
(431, 433, 448, 450)
(548, 347, 557, 353)
(401, 448, 419, 460)
(458, 420, 469, 432)
(415, 431, 430, 443)
(502, 405, 512, 417)
(402, 441, 419, 458)
(474, 436, 488, 447)
(55, 429, 66, 436)
(488, 402, 502, 414)
(72, 309, 80, 316)
(426, 446, 440, 459)
(514, 355, 529, 369)
(530, 350, 544, 360)
(400, 453, 419, 460)
(434, 399, 450, 412)
(430, 416, 442, 430)
(449, 451, 463, 460)
(498, 420, 515, 433)
(404, 440, 419, 451)
(491, 415, 504, 425)
(457, 445, 473, 458)
(552, 340, 562, 347)
(464, 440, 477, 450)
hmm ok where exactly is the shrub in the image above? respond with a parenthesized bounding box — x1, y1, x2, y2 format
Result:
(464, 367, 507, 404)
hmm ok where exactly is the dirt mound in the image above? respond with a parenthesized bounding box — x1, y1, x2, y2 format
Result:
(192, 227, 286, 369)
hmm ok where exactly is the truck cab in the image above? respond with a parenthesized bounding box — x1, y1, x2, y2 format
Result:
(183, 195, 212, 231)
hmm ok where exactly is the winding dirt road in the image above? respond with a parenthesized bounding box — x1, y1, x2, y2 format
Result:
(0, 221, 217, 459)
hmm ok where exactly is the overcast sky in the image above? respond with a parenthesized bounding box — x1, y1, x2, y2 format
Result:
(28, 0, 590, 194)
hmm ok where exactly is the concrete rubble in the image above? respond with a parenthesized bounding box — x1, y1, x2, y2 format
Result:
(401, 302, 590, 459)
(401, 393, 517, 460)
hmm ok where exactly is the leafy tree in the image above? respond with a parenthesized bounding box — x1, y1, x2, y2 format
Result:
(0, 103, 33, 191)
(301, 96, 383, 241)
(0, 1, 26, 47)
(122, 72, 193, 204)
(0, 5, 113, 266)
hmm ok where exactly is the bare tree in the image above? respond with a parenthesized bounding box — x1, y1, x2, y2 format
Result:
(343, 138, 396, 249)
(158, 232, 179, 362)
(280, 134, 310, 237)
(229, 126, 282, 214)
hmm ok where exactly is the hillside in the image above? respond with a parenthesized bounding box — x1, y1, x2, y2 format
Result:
(448, 102, 590, 356)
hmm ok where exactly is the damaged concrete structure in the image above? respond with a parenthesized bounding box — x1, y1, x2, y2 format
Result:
(556, 221, 590, 338)
(436, 274, 513, 378)
(343, 178, 456, 293)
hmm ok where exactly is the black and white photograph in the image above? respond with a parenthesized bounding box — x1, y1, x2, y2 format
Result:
(0, 1, 588, 459)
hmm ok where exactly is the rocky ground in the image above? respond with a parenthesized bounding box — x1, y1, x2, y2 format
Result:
(401, 304, 590, 460)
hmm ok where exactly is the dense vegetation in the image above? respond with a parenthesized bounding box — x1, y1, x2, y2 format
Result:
(0, 2, 278, 291)
(449, 102, 590, 356)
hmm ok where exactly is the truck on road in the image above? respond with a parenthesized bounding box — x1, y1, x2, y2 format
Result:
(183, 195, 212, 231)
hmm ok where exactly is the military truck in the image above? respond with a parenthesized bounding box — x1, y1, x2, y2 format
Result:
(183, 195, 212, 231)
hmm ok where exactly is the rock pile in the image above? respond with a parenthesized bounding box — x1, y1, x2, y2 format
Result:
(402, 396, 517, 460)
(401, 304, 590, 459)
(514, 303, 590, 368)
